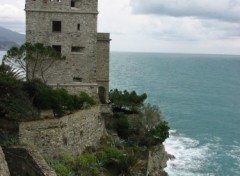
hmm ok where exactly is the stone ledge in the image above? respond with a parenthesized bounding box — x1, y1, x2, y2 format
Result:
(48, 83, 98, 87)
(25, 9, 98, 14)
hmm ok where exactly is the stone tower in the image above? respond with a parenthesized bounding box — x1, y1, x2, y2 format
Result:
(25, 0, 110, 102)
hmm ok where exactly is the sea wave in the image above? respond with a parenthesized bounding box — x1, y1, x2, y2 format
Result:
(164, 130, 216, 176)
(227, 142, 240, 175)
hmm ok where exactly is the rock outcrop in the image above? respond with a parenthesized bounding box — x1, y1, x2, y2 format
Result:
(0, 147, 10, 176)
(147, 144, 169, 176)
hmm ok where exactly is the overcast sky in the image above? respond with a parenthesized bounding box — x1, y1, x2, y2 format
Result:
(1, 0, 240, 55)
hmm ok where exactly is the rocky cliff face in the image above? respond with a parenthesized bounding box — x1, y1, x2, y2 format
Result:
(0, 147, 10, 176)
(147, 144, 169, 176)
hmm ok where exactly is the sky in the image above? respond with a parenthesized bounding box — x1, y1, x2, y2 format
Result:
(1, 0, 240, 55)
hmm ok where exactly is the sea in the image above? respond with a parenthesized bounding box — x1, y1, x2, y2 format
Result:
(1, 51, 240, 175)
(110, 52, 240, 176)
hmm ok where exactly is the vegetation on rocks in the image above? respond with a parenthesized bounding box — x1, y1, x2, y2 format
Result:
(109, 89, 170, 147)
(109, 89, 147, 113)
(45, 89, 170, 176)
(46, 147, 138, 176)
(0, 63, 95, 121)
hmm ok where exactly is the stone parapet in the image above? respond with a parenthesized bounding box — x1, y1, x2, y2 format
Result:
(97, 33, 111, 41)
(17, 106, 105, 156)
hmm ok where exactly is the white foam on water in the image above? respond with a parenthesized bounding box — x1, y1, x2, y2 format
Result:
(227, 141, 240, 175)
(164, 130, 215, 176)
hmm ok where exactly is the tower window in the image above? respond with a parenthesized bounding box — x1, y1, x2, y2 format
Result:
(77, 24, 80, 30)
(52, 21, 61, 32)
(71, 1, 75, 7)
(73, 77, 82, 82)
(52, 45, 62, 53)
(71, 46, 84, 53)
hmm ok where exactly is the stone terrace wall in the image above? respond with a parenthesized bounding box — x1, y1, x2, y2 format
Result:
(18, 106, 105, 156)
(0, 147, 10, 176)
(3, 146, 56, 176)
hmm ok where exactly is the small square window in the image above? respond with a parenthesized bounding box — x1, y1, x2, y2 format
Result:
(52, 45, 61, 53)
(71, 1, 75, 7)
(52, 21, 61, 32)
(71, 46, 84, 53)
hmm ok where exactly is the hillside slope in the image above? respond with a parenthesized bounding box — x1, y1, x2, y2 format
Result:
(0, 27, 25, 50)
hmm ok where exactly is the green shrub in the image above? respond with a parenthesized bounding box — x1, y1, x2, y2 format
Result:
(115, 113, 129, 140)
(62, 153, 76, 169)
(0, 71, 39, 121)
(77, 154, 96, 168)
(102, 147, 124, 160)
(150, 121, 170, 145)
(24, 79, 95, 117)
(142, 103, 161, 129)
(53, 163, 70, 176)
(109, 89, 147, 113)
(76, 154, 100, 176)
(79, 92, 96, 106)
(117, 155, 138, 174)
(23, 79, 53, 109)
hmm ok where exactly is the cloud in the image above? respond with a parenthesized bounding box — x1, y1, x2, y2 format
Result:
(130, 0, 240, 23)
(0, 0, 239, 54)
(0, 1, 25, 33)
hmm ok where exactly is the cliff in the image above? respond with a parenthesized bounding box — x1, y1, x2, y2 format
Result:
(147, 145, 169, 176)
(0, 105, 170, 175)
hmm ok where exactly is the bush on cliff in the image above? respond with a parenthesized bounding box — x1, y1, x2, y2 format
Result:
(109, 89, 147, 113)
(0, 63, 96, 120)
(150, 121, 170, 145)
(46, 147, 137, 176)
(109, 89, 170, 147)
(24, 79, 96, 117)
(114, 113, 129, 140)
(0, 64, 39, 120)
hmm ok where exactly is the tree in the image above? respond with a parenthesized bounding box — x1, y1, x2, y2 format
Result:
(142, 103, 161, 130)
(3, 42, 65, 82)
(0, 63, 39, 120)
(109, 89, 147, 113)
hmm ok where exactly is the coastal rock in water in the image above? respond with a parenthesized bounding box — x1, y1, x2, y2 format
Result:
(168, 153, 176, 160)
(0, 147, 10, 176)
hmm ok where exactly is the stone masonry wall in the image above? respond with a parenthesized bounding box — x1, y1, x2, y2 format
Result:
(0, 147, 10, 176)
(18, 106, 105, 157)
(96, 33, 110, 100)
(25, 0, 110, 100)
(26, 0, 98, 85)
(3, 146, 56, 176)
(26, 11, 98, 84)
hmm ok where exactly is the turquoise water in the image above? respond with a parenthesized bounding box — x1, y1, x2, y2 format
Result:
(110, 52, 240, 176)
